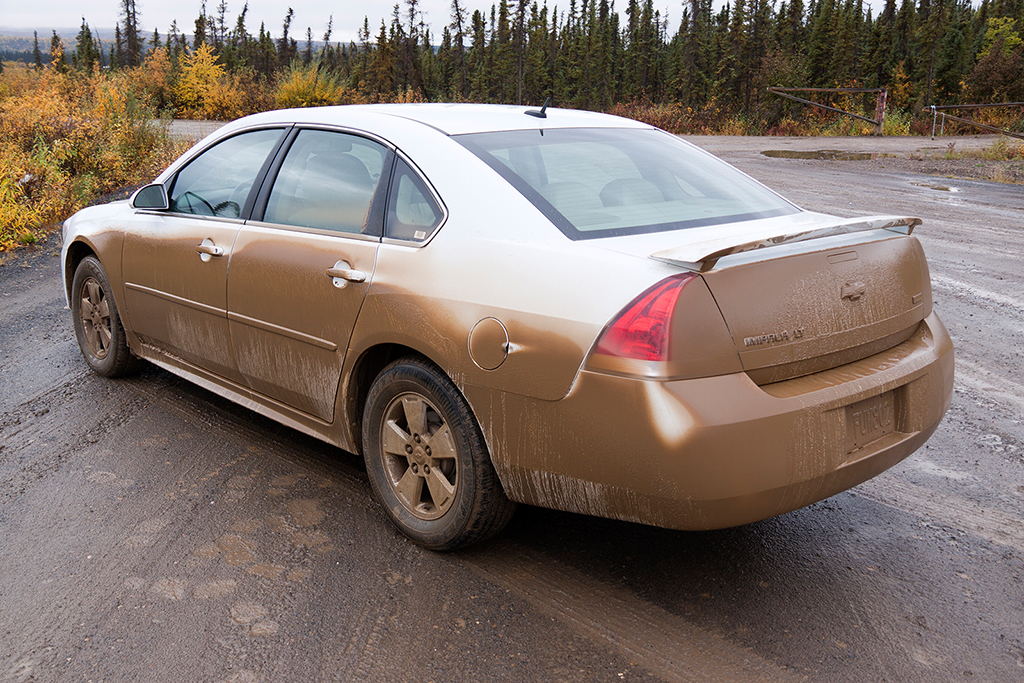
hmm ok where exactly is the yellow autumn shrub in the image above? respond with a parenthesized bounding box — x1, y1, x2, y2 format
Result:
(0, 62, 188, 249)
(274, 61, 354, 108)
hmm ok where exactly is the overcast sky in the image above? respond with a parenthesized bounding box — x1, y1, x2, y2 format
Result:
(2, 0, 900, 44)
(1, 0, 683, 43)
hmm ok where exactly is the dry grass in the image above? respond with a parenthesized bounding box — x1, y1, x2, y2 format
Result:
(950, 136, 1024, 160)
(607, 99, 926, 137)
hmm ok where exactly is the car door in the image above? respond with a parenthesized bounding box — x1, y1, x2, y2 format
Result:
(122, 128, 287, 384)
(226, 128, 392, 422)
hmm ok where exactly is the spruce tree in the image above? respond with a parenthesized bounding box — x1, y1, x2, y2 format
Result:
(369, 20, 395, 95)
(74, 18, 101, 71)
(120, 0, 142, 67)
(278, 8, 298, 68)
(33, 31, 43, 70)
(50, 31, 68, 73)
(450, 0, 470, 98)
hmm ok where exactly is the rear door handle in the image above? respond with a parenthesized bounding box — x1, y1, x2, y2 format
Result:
(326, 260, 366, 288)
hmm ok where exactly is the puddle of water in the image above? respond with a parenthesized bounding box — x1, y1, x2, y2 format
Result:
(761, 149, 894, 161)
(911, 181, 959, 192)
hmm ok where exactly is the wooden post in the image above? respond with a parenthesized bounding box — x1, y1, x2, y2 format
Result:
(873, 90, 887, 136)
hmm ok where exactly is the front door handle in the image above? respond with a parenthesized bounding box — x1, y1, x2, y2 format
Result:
(326, 260, 366, 288)
(196, 238, 225, 262)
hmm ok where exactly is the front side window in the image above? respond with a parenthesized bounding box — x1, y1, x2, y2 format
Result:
(455, 128, 799, 240)
(263, 130, 389, 234)
(169, 128, 284, 218)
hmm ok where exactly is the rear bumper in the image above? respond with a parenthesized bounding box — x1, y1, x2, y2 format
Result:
(475, 312, 954, 530)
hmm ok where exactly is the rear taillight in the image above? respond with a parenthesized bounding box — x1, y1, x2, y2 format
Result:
(592, 274, 697, 362)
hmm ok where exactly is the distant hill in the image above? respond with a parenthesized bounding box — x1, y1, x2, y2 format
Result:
(0, 26, 121, 44)
(1, 27, 123, 62)
(0, 27, 180, 63)
(0, 27, 337, 62)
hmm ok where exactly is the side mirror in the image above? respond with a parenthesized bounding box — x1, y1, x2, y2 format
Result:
(132, 184, 169, 210)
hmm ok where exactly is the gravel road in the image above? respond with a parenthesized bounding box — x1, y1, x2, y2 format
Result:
(1, 133, 1022, 683)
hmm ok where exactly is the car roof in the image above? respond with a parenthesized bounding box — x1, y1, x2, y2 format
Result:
(228, 103, 654, 136)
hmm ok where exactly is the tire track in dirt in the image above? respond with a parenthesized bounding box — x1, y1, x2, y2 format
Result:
(855, 478, 1024, 554)
(930, 273, 1024, 318)
(463, 542, 801, 683)
(120, 370, 799, 682)
(954, 357, 1024, 421)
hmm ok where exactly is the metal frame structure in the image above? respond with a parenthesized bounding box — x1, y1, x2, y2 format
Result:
(929, 102, 1024, 140)
(767, 87, 888, 135)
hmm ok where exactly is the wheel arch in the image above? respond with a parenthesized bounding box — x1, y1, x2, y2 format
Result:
(343, 343, 493, 464)
(345, 343, 424, 455)
(64, 240, 99, 303)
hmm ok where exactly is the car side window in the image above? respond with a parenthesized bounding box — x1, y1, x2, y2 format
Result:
(385, 158, 443, 242)
(168, 129, 283, 219)
(263, 130, 388, 234)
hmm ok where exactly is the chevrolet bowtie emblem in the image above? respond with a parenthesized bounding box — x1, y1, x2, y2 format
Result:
(842, 282, 867, 301)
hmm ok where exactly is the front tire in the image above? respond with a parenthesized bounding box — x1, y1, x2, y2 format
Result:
(71, 256, 142, 377)
(362, 358, 515, 551)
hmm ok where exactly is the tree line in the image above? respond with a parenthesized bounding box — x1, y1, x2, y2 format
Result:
(26, 0, 1024, 126)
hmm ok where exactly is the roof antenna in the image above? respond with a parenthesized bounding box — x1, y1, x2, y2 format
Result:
(525, 97, 551, 119)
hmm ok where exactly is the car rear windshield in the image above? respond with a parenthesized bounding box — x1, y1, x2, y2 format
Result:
(454, 128, 799, 240)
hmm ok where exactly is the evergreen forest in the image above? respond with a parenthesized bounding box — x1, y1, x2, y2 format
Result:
(34, 0, 1022, 132)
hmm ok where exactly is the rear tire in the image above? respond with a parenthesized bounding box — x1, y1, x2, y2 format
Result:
(71, 256, 142, 378)
(362, 357, 516, 551)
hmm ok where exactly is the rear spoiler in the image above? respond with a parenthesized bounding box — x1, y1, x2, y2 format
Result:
(651, 216, 921, 272)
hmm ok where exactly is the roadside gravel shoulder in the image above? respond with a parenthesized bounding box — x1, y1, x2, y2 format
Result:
(865, 154, 1024, 184)
(687, 133, 1024, 184)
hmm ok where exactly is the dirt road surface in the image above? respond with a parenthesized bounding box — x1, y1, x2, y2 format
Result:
(1, 134, 1022, 682)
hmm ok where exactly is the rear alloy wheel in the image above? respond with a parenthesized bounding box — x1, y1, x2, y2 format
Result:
(71, 256, 142, 377)
(362, 358, 515, 550)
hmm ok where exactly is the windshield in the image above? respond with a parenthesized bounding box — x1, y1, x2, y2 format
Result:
(454, 128, 799, 240)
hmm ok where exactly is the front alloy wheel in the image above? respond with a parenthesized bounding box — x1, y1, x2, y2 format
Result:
(71, 256, 141, 377)
(78, 276, 112, 360)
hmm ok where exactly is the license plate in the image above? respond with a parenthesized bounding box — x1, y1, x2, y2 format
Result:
(846, 391, 895, 452)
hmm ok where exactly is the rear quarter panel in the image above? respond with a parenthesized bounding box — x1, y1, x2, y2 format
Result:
(345, 131, 679, 406)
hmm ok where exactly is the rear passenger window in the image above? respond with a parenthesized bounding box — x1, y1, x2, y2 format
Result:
(385, 159, 443, 242)
(264, 130, 388, 234)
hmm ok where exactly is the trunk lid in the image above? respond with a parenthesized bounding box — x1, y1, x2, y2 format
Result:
(697, 231, 932, 384)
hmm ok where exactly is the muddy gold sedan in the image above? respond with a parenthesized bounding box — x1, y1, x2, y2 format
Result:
(61, 104, 954, 550)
